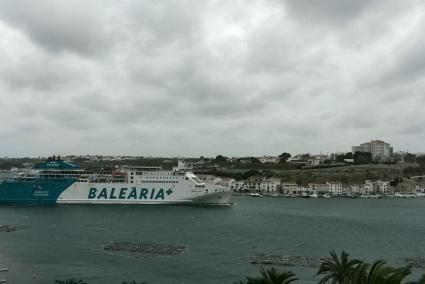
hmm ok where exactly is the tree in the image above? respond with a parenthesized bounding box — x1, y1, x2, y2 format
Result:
(417, 156, 425, 167)
(390, 178, 400, 187)
(236, 251, 425, 284)
(316, 250, 362, 284)
(302, 154, 311, 160)
(249, 157, 262, 164)
(350, 260, 411, 284)
(353, 152, 372, 165)
(404, 153, 416, 163)
(235, 267, 298, 284)
(215, 155, 228, 164)
(336, 153, 353, 163)
(279, 153, 291, 163)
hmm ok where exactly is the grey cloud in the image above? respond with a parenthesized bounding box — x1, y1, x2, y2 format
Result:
(126, 1, 205, 45)
(0, 0, 424, 157)
(283, 0, 374, 26)
(0, 0, 109, 55)
(394, 29, 425, 81)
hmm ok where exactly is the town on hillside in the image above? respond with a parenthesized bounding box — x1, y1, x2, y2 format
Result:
(1, 140, 425, 198)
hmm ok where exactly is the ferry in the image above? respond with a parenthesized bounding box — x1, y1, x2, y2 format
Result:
(0, 158, 232, 205)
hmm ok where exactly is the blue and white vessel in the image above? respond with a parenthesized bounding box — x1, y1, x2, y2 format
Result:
(0, 158, 232, 205)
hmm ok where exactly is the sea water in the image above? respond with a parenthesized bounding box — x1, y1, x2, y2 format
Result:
(0, 196, 424, 283)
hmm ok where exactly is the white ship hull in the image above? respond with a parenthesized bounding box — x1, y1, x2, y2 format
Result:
(56, 182, 232, 205)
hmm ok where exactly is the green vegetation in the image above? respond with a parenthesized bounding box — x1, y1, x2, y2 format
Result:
(279, 152, 292, 163)
(53, 251, 425, 283)
(236, 250, 424, 284)
(211, 164, 407, 185)
(235, 267, 298, 284)
(353, 152, 373, 165)
(0, 157, 36, 170)
(2, 154, 424, 186)
(336, 153, 353, 163)
(403, 156, 425, 178)
(316, 251, 362, 283)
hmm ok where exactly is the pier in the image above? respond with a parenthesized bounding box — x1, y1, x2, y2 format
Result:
(0, 225, 28, 233)
(0, 225, 17, 233)
(0, 267, 7, 283)
(103, 241, 187, 255)
(250, 253, 330, 267)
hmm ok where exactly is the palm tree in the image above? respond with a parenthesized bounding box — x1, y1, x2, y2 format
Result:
(235, 267, 298, 284)
(316, 250, 362, 284)
(351, 260, 411, 284)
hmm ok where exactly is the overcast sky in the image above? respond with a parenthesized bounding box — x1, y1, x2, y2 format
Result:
(1, 0, 424, 157)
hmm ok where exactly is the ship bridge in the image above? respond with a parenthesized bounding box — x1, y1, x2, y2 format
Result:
(34, 157, 86, 179)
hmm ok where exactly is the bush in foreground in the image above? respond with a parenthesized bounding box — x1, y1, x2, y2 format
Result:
(54, 251, 425, 284)
(236, 250, 424, 284)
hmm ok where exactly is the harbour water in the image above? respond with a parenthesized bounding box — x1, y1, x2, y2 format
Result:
(1, 196, 425, 283)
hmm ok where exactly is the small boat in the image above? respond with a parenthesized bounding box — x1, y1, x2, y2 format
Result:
(249, 193, 263, 197)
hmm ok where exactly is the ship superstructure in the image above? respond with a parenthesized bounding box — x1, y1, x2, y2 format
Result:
(0, 158, 232, 205)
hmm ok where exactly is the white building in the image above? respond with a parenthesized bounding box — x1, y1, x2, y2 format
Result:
(258, 156, 279, 164)
(374, 180, 390, 194)
(260, 179, 279, 192)
(307, 155, 329, 166)
(282, 182, 298, 195)
(215, 178, 236, 188)
(352, 140, 393, 162)
(246, 176, 263, 192)
(348, 185, 361, 195)
(363, 180, 374, 194)
(229, 180, 248, 192)
(308, 183, 329, 194)
(327, 182, 343, 195)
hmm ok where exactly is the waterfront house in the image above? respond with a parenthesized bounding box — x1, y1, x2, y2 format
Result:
(308, 183, 328, 195)
(282, 182, 298, 195)
(347, 185, 361, 195)
(246, 176, 264, 192)
(215, 178, 236, 188)
(327, 182, 343, 195)
(258, 156, 279, 164)
(229, 180, 248, 192)
(374, 180, 391, 194)
(307, 155, 329, 166)
(260, 178, 281, 193)
(364, 180, 374, 195)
